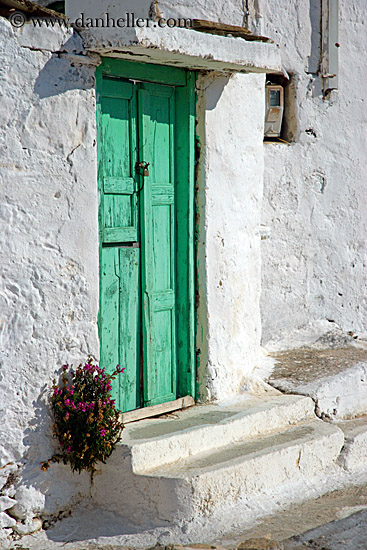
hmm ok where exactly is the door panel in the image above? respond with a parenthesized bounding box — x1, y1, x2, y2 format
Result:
(100, 246, 141, 413)
(100, 79, 138, 244)
(139, 83, 177, 406)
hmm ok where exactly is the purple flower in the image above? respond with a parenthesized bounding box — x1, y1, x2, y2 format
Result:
(100, 428, 106, 437)
(66, 446, 71, 453)
(53, 388, 59, 396)
(69, 389, 74, 395)
(64, 399, 70, 406)
(71, 402, 76, 410)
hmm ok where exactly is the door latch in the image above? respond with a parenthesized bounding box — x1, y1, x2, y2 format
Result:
(135, 161, 150, 196)
(135, 161, 150, 177)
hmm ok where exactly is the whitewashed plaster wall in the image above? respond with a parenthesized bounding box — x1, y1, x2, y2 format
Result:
(258, 0, 367, 345)
(196, 72, 265, 401)
(66, 0, 247, 26)
(0, 17, 99, 531)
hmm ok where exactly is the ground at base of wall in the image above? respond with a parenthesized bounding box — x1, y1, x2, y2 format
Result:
(2, 482, 367, 549)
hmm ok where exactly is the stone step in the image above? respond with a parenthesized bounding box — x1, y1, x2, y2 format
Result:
(337, 416, 367, 472)
(92, 414, 344, 536)
(146, 420, 343, 498)
(121, 394, 314, 473)
(268, 347, 367, 420)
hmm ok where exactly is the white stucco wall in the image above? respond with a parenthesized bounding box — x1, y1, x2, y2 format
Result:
(258, 0, 367, 345)
(196, 72, 265, 401)
(66, 0, 247, 27)
(0, 18, 99, 529)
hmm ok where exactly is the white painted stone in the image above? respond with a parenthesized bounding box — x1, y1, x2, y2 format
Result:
(271, 363, 367, 420)
(0, 513, 16, 529)
(121, 395, 314, 473)
(157, 0, 246, 27)
(17, 21, 73, 52)
(151, 421, 343, 513)
(12, 518, 43, 536)
(0, 463, 18, 492)
(9, 486, 45, 520)
(81, 26, 281, 74)
(0, 497, 16, 513)
(195, 71, 265, 400)
(338, 417, 367, 472)
(92, 418, 344, 533)
(0, 15, 98, 526)
(66, 0, 247, 28)
(260, 0, 367, 345)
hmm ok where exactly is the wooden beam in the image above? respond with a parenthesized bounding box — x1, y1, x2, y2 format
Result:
(192, 19, 271, 43)
(120, 395, 195, 424)
(0, 0, 67, 19)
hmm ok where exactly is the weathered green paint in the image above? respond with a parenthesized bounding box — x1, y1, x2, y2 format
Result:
(100, 246, 141, 412)
(99, 78, 138, 244)
(175, 71, 196, 399)
(101, 58, 187, 87)
(139, 82, 177, 406)
(97, 60, 196, 413)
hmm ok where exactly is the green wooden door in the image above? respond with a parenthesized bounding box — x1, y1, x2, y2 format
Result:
(97, 60, 195, 413)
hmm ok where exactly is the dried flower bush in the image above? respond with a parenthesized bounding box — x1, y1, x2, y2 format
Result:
(41, 357, 124, 475)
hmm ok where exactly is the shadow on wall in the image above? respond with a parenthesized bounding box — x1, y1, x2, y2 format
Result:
(205, 75, 231, 111)
(8, 385, 91, 526)
(34, 36, 96, 99)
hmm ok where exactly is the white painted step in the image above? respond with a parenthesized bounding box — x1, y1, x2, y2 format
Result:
(92, 413, 344, 532)
(268, 348, 367, 420)
(122, 395, 314, 473)
(92, 418, 343, 526)
(146, 420, 343, 504)
(338, 416, 367, 472)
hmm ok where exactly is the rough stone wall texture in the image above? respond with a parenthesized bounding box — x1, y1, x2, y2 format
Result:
(0, 18, 99, 527)
(66, 0, 247, 27)
(196, 72, 265, 401)
(258, 0, 367, 345)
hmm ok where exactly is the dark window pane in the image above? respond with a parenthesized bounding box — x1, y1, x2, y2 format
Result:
(270, 90, 281, 106)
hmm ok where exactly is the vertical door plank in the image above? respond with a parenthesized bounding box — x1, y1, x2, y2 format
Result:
(98, 75, 141, 412)
(175, 72, 196, 398)
(118, 247, 141, 412)
(139, 83, 177, 406)
(100, 246, 120, 399)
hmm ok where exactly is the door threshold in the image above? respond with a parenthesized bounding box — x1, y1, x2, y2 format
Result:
(120, 395, 195, 424)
